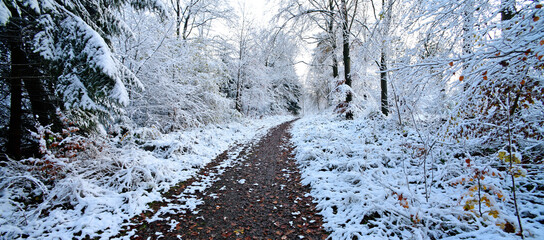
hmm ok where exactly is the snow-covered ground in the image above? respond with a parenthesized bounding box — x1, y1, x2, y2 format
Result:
(0, 115, 292, 239)
(291, 113, 544, 240)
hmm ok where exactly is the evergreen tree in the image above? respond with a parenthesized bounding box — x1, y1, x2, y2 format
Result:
(0, 0, 163, 158)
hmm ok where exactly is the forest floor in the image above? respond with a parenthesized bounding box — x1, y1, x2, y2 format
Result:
(121, 119, 329, 239)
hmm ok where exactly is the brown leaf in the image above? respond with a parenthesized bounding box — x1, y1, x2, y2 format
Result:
(504, 221, 515, 233)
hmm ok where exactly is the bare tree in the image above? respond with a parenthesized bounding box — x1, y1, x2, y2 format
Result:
(277, 0, 364, 119)
(373, 0, 394, 116)
(233, 4, 252, 112)
(169, 0, 231, 40)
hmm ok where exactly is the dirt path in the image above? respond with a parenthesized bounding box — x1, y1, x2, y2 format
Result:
(123, 120, 328, 239)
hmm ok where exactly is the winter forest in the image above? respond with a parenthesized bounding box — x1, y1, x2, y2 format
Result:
(1, 0, 543, 239)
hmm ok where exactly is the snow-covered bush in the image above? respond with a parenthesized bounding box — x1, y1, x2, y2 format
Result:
(126, 39, 237, 131)
(0, 0, 164, 133)
(291, 114, 544, 239)
(0, 116, 290, 239)
(112, 7, 238, 131)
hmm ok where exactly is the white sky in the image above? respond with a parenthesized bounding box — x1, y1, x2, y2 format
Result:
(225, 0, 312, 80)
(213, 0, 274, 36)
(232, 0, 276, 26)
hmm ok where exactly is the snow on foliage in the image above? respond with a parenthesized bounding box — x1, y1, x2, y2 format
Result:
(36, 12, 132, 126)
(0, 116, 292, 239)
(0, 1, 10, 26)
(293, 1, 544, 239)
(220, 25, 302, 116)
(113, 8, 239, 130)
(291, 113, 544, 239)
(2, 0, 163, 131)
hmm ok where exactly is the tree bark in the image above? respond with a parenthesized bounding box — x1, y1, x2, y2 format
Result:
(328, 0, 339, 79)
(7, 75, 23, 160)
(174, 0, 182, 39)
(6, 28, 24, 159)
(501, 0, 516, 21)
(23, 77, 61, 131)
(379, 0, 392, 116)
(4, 6, 60, 159)
(332, 54, 339, 79)
(235, 69, 242, 112)
(380, 51, 388, 116)
(341, 0, 353, 120)
(182, 14, 191, 40)
(234, 12, 248, 114)
(500, 1, 523, 238)
(235, 45, 243, 113)
(462, 0, 474, 57)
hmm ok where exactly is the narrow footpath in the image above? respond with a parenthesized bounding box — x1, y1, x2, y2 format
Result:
(124, 120, 328, 239)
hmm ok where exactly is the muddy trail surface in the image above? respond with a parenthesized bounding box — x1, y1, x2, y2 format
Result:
(123, 120, 328, 239)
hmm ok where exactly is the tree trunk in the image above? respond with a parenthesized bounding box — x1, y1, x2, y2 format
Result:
(500, 1, 523, 238)
(4, 6, 27, 159)
(379, 0, 392, 116)
(332, 55, 339, 79)
(461, 0, 474, 92)
(341, 0, 353, 120)
(235, 47, 243, 113)
(501, 0, 515, 21)
(23, 77, 61, 131)
(235, 48, 243, 112)
(235, 15, 247, 114)
(4, 6, 60, 159)
(327, 0, 338, 107)
(235, 71, 242, 112)
(380, 51, 388, 116)
(182, 14, 191, 40)
(7, 32, 24, 159)
(462, 0, 474, 57)
(175, 0, 181, 39)
(328, 0, 339, 80)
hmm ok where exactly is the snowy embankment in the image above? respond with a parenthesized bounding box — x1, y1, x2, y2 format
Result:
(0, 115, 292, 239)
(291, 113, 544, 240)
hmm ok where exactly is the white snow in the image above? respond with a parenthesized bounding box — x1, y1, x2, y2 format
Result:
(290, 113, 544, 239)
(144, 137, 257, 225)
(0, 115, 293, 239)
(0, 1, 10, 26)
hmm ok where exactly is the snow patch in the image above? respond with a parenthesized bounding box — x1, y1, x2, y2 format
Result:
(291, 114, 544, 239)
(0, 115, 293, 239)
(0, 1, 10, 25)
